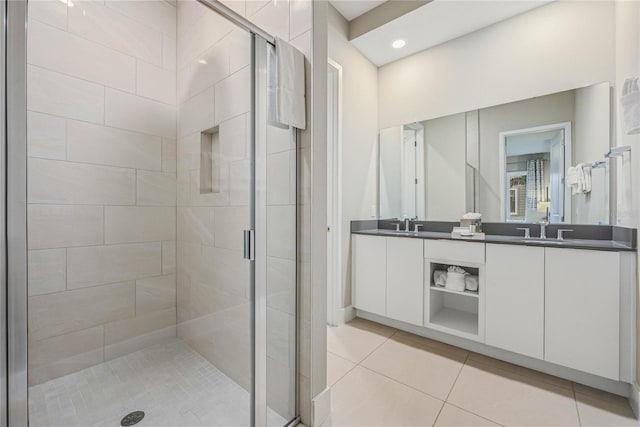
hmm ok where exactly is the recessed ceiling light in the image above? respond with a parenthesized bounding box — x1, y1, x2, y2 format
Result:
(392, 39, 406, 49)
(198, 59, 208, 65)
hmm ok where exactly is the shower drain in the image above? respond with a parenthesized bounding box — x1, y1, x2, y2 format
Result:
(121, 411, 145, 426)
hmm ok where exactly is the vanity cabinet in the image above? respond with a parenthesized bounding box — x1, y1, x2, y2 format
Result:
(386, 237, 423, 326)
(352, 235, 386, 316)
(485, 244, 544, 359)
(544, 248, 620, 380)
(352, 231, 634, 383)
(352, 235, 424, 325)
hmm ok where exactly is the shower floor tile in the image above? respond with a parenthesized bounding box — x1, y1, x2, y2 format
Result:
(28, 338, 285, 427)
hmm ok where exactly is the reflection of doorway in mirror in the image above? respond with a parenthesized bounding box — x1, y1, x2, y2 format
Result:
(499, 122, 572, 224)
(379, 124, 425, 219)
(402, 123, 425, 219)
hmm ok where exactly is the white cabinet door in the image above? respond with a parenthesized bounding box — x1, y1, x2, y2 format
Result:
(352, 235, 387, 316)
(386, 237, 424, 326)
(545, 248, 620, 380)
(485, 244, 544, 359)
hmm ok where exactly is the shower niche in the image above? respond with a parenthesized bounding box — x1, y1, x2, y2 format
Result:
(201, 126, 221, 194)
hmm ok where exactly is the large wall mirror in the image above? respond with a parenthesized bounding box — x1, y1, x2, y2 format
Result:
(378, 82, 611, 225)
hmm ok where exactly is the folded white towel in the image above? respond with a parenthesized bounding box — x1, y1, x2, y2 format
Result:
(464, 275, 479, 292)
(447, 265, 468, 275)
(567, 163, 592, 194)
(275, 38, 306, 130)
(566, 166, 580, 195)
(433, 270, 447, 287)
(445, 272, 466, 292)
(462, 212, 482, 220)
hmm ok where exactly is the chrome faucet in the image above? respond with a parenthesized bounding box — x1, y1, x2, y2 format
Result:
(539, 208, 550, 239)
(405, 218, 411, 232)
(556, 229, 573, 241)
(516, 227, 531, 239)
(539, 221, 548, 240)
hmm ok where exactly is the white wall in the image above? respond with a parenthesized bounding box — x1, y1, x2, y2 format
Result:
(378, 1, 615, 129)
(573, 82, 611, 224)
(328, 4, 378, 309)
(574, 83, 611, 165)
(379, 126, 402, 219)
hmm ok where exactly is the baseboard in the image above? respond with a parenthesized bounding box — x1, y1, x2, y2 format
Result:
(329, 306, 356, 326)
(311, 387, 331, 427)
(629, 382, 640, 418)
(342, 305, 355, 323)
(357, 309, 631, 397)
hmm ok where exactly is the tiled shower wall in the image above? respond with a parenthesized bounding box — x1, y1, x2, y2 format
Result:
(175, 0, 311, 419)
(26, 0, 178, 386)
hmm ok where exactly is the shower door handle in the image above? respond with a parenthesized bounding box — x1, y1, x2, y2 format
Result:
(243, 229, 255, 261)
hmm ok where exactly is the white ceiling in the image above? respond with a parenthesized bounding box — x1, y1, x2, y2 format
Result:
(351, 0, 553, 67)
(330, 0, 387, 21)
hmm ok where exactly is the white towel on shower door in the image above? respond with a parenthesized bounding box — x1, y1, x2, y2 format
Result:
(275, 37, 306, 130)
(581, 164, 592, 193)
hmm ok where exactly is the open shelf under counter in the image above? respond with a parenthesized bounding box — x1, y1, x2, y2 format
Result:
(430, 285, 479, 298)
(426, 258, 484, 341)
(429, 306, 479, 336)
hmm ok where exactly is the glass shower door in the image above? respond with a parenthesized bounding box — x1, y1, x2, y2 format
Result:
(254, 36, 298, 427)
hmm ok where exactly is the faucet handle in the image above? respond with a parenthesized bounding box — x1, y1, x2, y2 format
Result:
(392, 222, 402, 231)
(556, 229, 573, 241)
(516, 227, 531, 239)
(414, 224, 424, 233)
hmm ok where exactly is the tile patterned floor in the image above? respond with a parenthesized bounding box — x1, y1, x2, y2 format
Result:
(29, 338, 285, 427)
(325, 318, 639, 427)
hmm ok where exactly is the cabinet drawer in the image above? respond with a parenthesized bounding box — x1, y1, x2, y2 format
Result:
(424, 240, 485, 264)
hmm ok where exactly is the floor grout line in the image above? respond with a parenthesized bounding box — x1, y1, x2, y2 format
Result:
(327, 350, 355, 363)
(443, 402, 507, 427)
(358, 364, 446, 404)
(350, 327, 399, 367)
(571, 382, 584, 427)
(329, 321, 631, 427)
(326, 351, 358, 388)
(430, 400, 447, 427)
(443, 350, 470, 402)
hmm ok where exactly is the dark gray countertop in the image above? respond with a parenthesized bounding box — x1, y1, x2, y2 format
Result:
(352, 228, 636, 252)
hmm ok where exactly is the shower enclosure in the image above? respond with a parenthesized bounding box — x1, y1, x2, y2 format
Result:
(2, 0, 300, 425)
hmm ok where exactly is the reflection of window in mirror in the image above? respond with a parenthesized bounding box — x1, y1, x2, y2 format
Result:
(507, 173, 526, 222)
(509, 189, 518, 215)
(500, 123, 571, 224)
